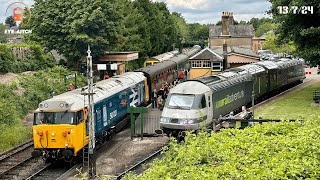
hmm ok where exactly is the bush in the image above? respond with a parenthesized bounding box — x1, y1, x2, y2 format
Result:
(0, 66, 87, 152)
(0, 44, 55, 73)
(125, 120, 320, 179)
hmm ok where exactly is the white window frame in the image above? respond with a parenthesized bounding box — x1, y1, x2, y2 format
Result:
(212, 62, 222, 71)
(191, 60, 202, 68)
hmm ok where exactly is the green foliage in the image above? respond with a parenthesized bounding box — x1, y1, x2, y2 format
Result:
(0, 124, 31, 152)
(19, 66, 87, 108)
(188, 23, 209, 41)
(126, 120, 320, 179)
(29, 0, 119, 68)
(268, 0, 320, 66)
(262, 32, 296, 53)
(0, 44, 55, 73)
(5, 16, 16, 27)
(0, 23, 7, 43)
(126, 82, 320, 179)
(0, 66, 87, 153)
(255, 22, 277, 37)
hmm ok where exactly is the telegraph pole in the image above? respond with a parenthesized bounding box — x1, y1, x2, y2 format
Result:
(87, 45, 96, 178)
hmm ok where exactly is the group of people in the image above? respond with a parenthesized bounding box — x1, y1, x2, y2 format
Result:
(222, 106, 253, 128)
(152, 80, 180, 110)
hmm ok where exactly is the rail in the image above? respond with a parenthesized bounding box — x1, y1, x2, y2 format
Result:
(115, 147, 164, 180)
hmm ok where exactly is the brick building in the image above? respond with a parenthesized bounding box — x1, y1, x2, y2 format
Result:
(209, 12, 255, 50)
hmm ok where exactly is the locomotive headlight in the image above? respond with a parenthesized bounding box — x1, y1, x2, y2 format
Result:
(188, 120, 195, 124)
(160, 117, 169, 123)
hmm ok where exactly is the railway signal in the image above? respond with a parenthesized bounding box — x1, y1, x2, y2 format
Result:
(85, 45, 96, 178)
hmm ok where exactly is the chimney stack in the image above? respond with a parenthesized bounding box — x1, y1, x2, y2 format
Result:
(221, 11, 234, 35)
(223, 42, 228, 70)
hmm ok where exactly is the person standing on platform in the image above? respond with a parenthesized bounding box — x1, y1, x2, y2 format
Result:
(178, 70, 184, 83)
(157, 96, 163, 110)
(152, 89, 157, 108)
(159, 85, 165, 100)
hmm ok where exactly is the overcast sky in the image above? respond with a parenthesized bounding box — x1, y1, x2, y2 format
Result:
(154, 0, 272, 24)
(1, 0, 272, 25)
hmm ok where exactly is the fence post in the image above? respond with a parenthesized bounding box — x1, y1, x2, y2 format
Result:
(75, 73, 77, 88)
(130, 110, 134, 140)
(141, 111, 144, 140)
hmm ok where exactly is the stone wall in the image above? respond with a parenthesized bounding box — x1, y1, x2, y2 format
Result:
(210, 37, 252, 49)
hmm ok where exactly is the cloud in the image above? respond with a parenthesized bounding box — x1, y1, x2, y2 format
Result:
(156, 0, 272, 24)
(0, 0, 272, 25)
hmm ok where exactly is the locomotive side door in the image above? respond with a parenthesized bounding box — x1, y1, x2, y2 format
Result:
(206, 92, 213, 125)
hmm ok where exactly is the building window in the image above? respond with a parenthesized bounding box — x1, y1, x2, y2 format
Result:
(203, 61, 211, 68)
(191, 61, 202, 68)
(212, 62, 222, 71)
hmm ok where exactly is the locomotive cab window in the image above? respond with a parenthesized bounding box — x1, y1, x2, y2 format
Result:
(34, 112, 76, 125)
(199, 95, 206, 109)
(76, 110, 84, 124)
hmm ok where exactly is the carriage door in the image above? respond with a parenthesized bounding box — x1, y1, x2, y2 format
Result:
(207, 93, 213, 123)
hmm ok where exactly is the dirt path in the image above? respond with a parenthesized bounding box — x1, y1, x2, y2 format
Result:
(0, 73, 19, 84)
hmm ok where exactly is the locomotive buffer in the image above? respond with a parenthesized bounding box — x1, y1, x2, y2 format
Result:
(81, 45, 96, 178)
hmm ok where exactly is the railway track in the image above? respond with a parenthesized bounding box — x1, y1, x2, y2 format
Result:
(25, 162, 78, 180)
(115, 147, 164, 180)
(0, 140, 41, 179)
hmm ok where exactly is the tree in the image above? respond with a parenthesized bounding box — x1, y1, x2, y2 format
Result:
(262, 31, 296, 53)
(0, 24, 7, 43)
(5, 16, 16, 27)
(188, 23, 209, 41)
(28, 0, 119, 69)
(268, 0, 319, 65)
(255, 22, 277, 37)
(172, 12, 189, 40)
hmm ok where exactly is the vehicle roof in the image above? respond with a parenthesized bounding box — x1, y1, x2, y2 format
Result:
(169, 81, 211, 94)
(35, 72, 145, 112)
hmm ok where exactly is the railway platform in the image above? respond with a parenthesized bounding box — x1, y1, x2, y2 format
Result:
(134, 108, 162, 136)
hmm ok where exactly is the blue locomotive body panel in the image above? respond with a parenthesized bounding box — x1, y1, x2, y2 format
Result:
(91, 80, 145, 137)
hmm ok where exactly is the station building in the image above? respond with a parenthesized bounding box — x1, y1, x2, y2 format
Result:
(94, 51, 139, 79)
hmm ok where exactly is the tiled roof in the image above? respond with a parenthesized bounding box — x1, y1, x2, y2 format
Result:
(212, 46, 259, 58)
(189, 47, 223, 62)
(209, 25, 254, 37)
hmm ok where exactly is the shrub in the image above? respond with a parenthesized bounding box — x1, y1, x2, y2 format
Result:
(126, 121, 320, 179)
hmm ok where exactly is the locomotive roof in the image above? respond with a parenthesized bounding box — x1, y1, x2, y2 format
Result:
(169, 80, 211, 94)
(255, 60, 278, 69)
(195, 73, 251, 92)
(35, 72, 145, 112)
(234, 64, 266, 75)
